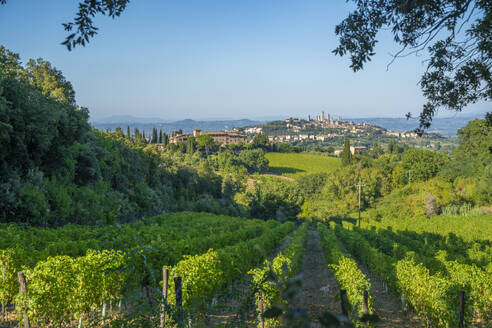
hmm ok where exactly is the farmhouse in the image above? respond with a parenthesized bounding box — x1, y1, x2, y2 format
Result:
(193, 129, 248, 145)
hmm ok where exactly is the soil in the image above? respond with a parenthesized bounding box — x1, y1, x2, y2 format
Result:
(291, 228, 340, 326)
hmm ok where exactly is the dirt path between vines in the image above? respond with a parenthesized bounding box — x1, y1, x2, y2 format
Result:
(336, 240, 423, 328)
(291, 228, 339, 325)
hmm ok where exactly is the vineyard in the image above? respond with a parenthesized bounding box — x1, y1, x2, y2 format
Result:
(1, 211, 491, 327)
(0, 212, 295, 327)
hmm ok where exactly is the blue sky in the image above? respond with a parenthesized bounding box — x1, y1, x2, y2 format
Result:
(0, 0, 489, 121)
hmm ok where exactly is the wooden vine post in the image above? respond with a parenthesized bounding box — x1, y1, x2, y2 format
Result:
(362, 290, 369, 328)
(1, 258, 5, 321)
(160, 268, 169, 328)
(258, 294, 265, 328)
(459, 290, 465, 328)
(17, 272, 30, 328)
(362, 290, 369, 315)
(339, 289, 348, 317)
(174, 276, 182, 327)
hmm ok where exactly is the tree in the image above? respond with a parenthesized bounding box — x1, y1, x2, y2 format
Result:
(277, 142, 293, 153)
(341, 138, 353, 166)
(333, 0, 491, 132)
(126, 126, 131, 139)
(246, 178, 304, 221)
(252, 133, 270, 150)
(149, 128, 156, 144)
(401, 148, 448, 182)
(24, 58, 76, 105)
(196, 134, 214, 155)
(238, 149, 269, 173)
(486, 112, 492, 127)
(162, 132, 168, 146)
(172, 129, 183, 137)
(158, 129, 163, 144)
(186, 136, 196, 154)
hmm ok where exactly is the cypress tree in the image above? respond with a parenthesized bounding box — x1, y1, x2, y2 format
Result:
(127, 125, 131, 139)
(151, 128, 158, 144)
(159, 129, 163, 143)
(163, 133, 168, 146)
(186, 136, 195, 154)
(341, 138, 353, 166)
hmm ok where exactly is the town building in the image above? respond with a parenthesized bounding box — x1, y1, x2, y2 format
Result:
(169, 129, 248, 145)
(170, 134, 188, 143)
(350, 145, 368, 155)
(193, 129, 248, 145)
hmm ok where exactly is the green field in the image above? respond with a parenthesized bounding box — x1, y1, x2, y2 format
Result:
(362, 213, 492, 242)
(265, 152, 341, 178)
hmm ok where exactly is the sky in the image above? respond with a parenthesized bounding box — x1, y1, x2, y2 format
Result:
(0, 0, 489, 121)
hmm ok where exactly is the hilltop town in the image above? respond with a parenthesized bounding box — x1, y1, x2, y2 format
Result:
(234, 111, 420, 142)
(107, 111, 455, 153)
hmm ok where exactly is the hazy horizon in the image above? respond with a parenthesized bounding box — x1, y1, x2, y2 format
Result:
(91, 111, 488, 123)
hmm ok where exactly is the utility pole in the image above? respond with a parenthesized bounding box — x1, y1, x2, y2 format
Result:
(354, 177, 366, 228)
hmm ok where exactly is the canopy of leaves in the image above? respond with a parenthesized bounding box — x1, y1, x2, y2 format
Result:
(334, 0, 491, 132)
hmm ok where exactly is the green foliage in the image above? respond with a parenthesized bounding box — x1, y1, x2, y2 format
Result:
(24, 57, 76, 105)
(345, 223, 492, 325)
(252, 133, 270, 150)
(276, 142, 294, 153)
(20, 250, 125, 327)
(297, 173, 328, 196)
(333, 1, 491, 130)
(400, 148, 448, 182)
(305, 116, 491, 221)
(0, 46, 237, 225)
(0, 249, 18, 308)
(249, 222, 309, 327)
(0, 212, 287, 325)
(396, 258, 462, 327)
(244, 177, 304, 221)
(165, 221, 295, 309)
(341, 138, 353, 166)
(317, 223, 374, 320)
(238, 149, 269, 173)
(195, 134, 216, 155)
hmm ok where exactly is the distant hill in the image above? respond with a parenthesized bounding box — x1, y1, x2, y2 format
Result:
(349, 116, 479, 136)
(93, 115, 170, 124)
(92, 118, 263, 135)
